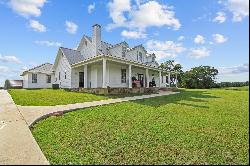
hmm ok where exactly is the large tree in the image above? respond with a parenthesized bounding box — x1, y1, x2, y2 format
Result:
(181, 66, 218, 89)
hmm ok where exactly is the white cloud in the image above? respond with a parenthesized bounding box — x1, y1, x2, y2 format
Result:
(218, 63, 249, 75)
(146, 40, 186, 61)
(0, 54, 21, 64)
(88, 3, 95, 14)
(29, 19, 46, 32)
(34, 40, 62, 47)
(189, 47, 210, 58)
(65, 21, 78, 34)
(177, 35, 185, 41)
(213, 12, 226, 23)
(121, 30, 146, 39)
(194, 35, 205, 44)
(0, 66, 10, 72)
(107, 0, 131, 28)
(213, 33, 228, 43)
(225, 0, 249, 22)
(107, 0, 181, 31)
(8, 0, 46, 18)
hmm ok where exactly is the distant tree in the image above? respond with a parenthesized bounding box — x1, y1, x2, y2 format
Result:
(181, 66, 218, 89)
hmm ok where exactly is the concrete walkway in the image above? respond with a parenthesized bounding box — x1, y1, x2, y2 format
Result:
(0, 90, 49, 165)
(1, 90, 178, 165)
(18, 91, 179, 127)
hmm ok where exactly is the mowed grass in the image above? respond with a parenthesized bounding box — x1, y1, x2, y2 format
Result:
(8, 89, 154, 106)
(8, 89, 109, 106)
(32, 88, 249, 165)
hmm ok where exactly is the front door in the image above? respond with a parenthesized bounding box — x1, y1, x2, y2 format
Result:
(79, 72, 84, 87)
(138, 74, 144, 87)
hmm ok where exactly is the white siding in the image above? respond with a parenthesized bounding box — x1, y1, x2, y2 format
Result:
(108, 63, 128, 88)
(23, 73, 54, 89)
(125, 47, 147, 63)
(54, 51, 72, 88)
(79, 38, 95, 59)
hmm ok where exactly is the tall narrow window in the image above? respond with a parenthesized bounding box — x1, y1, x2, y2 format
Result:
(59, 72, 61, 80)
(46, 75, 51, 83)
(122, 47, 126, 57)
(137, 51, 139, 61)
(121, 69, 126, 83)
(32, 74, 37, 83)
(162, 75, 164, 83)
(65, 72, 67, 79)
(139, 52, 143, 62)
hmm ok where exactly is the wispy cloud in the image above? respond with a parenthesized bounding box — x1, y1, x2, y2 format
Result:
(213, 34, 228, 43)
(218, 63, 249, 75)
(146, 40, 186, 61)
(213, 12, 226, 23)
(189, 47, 210, 59)
(194, 35, 205, 44)
(88, 3, 95, 14)
(65, 21, 78, 34)
(121, 30, 146, 39)
(8, 0, 46, 18)
(29, 19, 46, 32)
(0, 54, 21, 64)
(34, 40, 62, 47)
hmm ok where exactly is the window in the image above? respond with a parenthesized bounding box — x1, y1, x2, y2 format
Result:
(85, 41, 87, 46)
(65, 72, 66, 79)
(32, 74, 37, 83)
(46, 75, 51, 83)
(139, 52, 143, 62)
(59, 72, 60, 80)
(152, 56, 155, 62)
(122, 47, 126, 57)
(121, 69, 126, 83)
(162, 75, 164, 83)
(137, 51, 139, 61)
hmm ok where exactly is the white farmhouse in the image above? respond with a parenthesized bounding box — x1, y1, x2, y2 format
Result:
(22, 24, 176, 91)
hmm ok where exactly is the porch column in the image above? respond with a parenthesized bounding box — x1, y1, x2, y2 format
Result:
(168, 72, 171, 88)
(145, 68, 149, 88)
(84, 65, 88, 88)
(159, 71, 162, 87)
(175, 72, 178, 88)
(128, 64, 132, 88)
(102, 58, 107, 88)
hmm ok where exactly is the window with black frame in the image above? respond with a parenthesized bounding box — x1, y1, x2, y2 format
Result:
(46, 75, 51, 83)
(32, 73, 37, 83)
(121, 69, 126, 83)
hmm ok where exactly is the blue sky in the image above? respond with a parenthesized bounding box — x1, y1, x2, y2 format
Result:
(0, 0, 249, 86)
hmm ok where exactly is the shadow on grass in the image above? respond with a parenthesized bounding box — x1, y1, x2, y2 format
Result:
(132, 89, 220, 109)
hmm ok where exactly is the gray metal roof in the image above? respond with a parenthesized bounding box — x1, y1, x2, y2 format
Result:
(60, 47, 85, 65)
(21, 63, 54, 75)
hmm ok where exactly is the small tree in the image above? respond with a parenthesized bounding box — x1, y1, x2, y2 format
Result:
(160, 60, 183, 86)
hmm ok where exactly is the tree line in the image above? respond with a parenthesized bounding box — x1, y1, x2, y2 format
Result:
(160, 60, 248, 89)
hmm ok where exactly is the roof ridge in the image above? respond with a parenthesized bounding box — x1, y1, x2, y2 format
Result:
(60, 47, 80, 52)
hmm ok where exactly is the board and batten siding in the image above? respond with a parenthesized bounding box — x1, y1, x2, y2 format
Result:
(23, 72, 54, 89)
(54, 51, 72, 88)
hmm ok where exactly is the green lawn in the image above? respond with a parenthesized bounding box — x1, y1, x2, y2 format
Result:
(32, 88, 249, 165)
(8, 89, 152, 106)
(8, 89, 109, 106)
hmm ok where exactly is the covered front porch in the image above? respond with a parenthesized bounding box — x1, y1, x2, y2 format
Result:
(71, 55, 178, 90)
